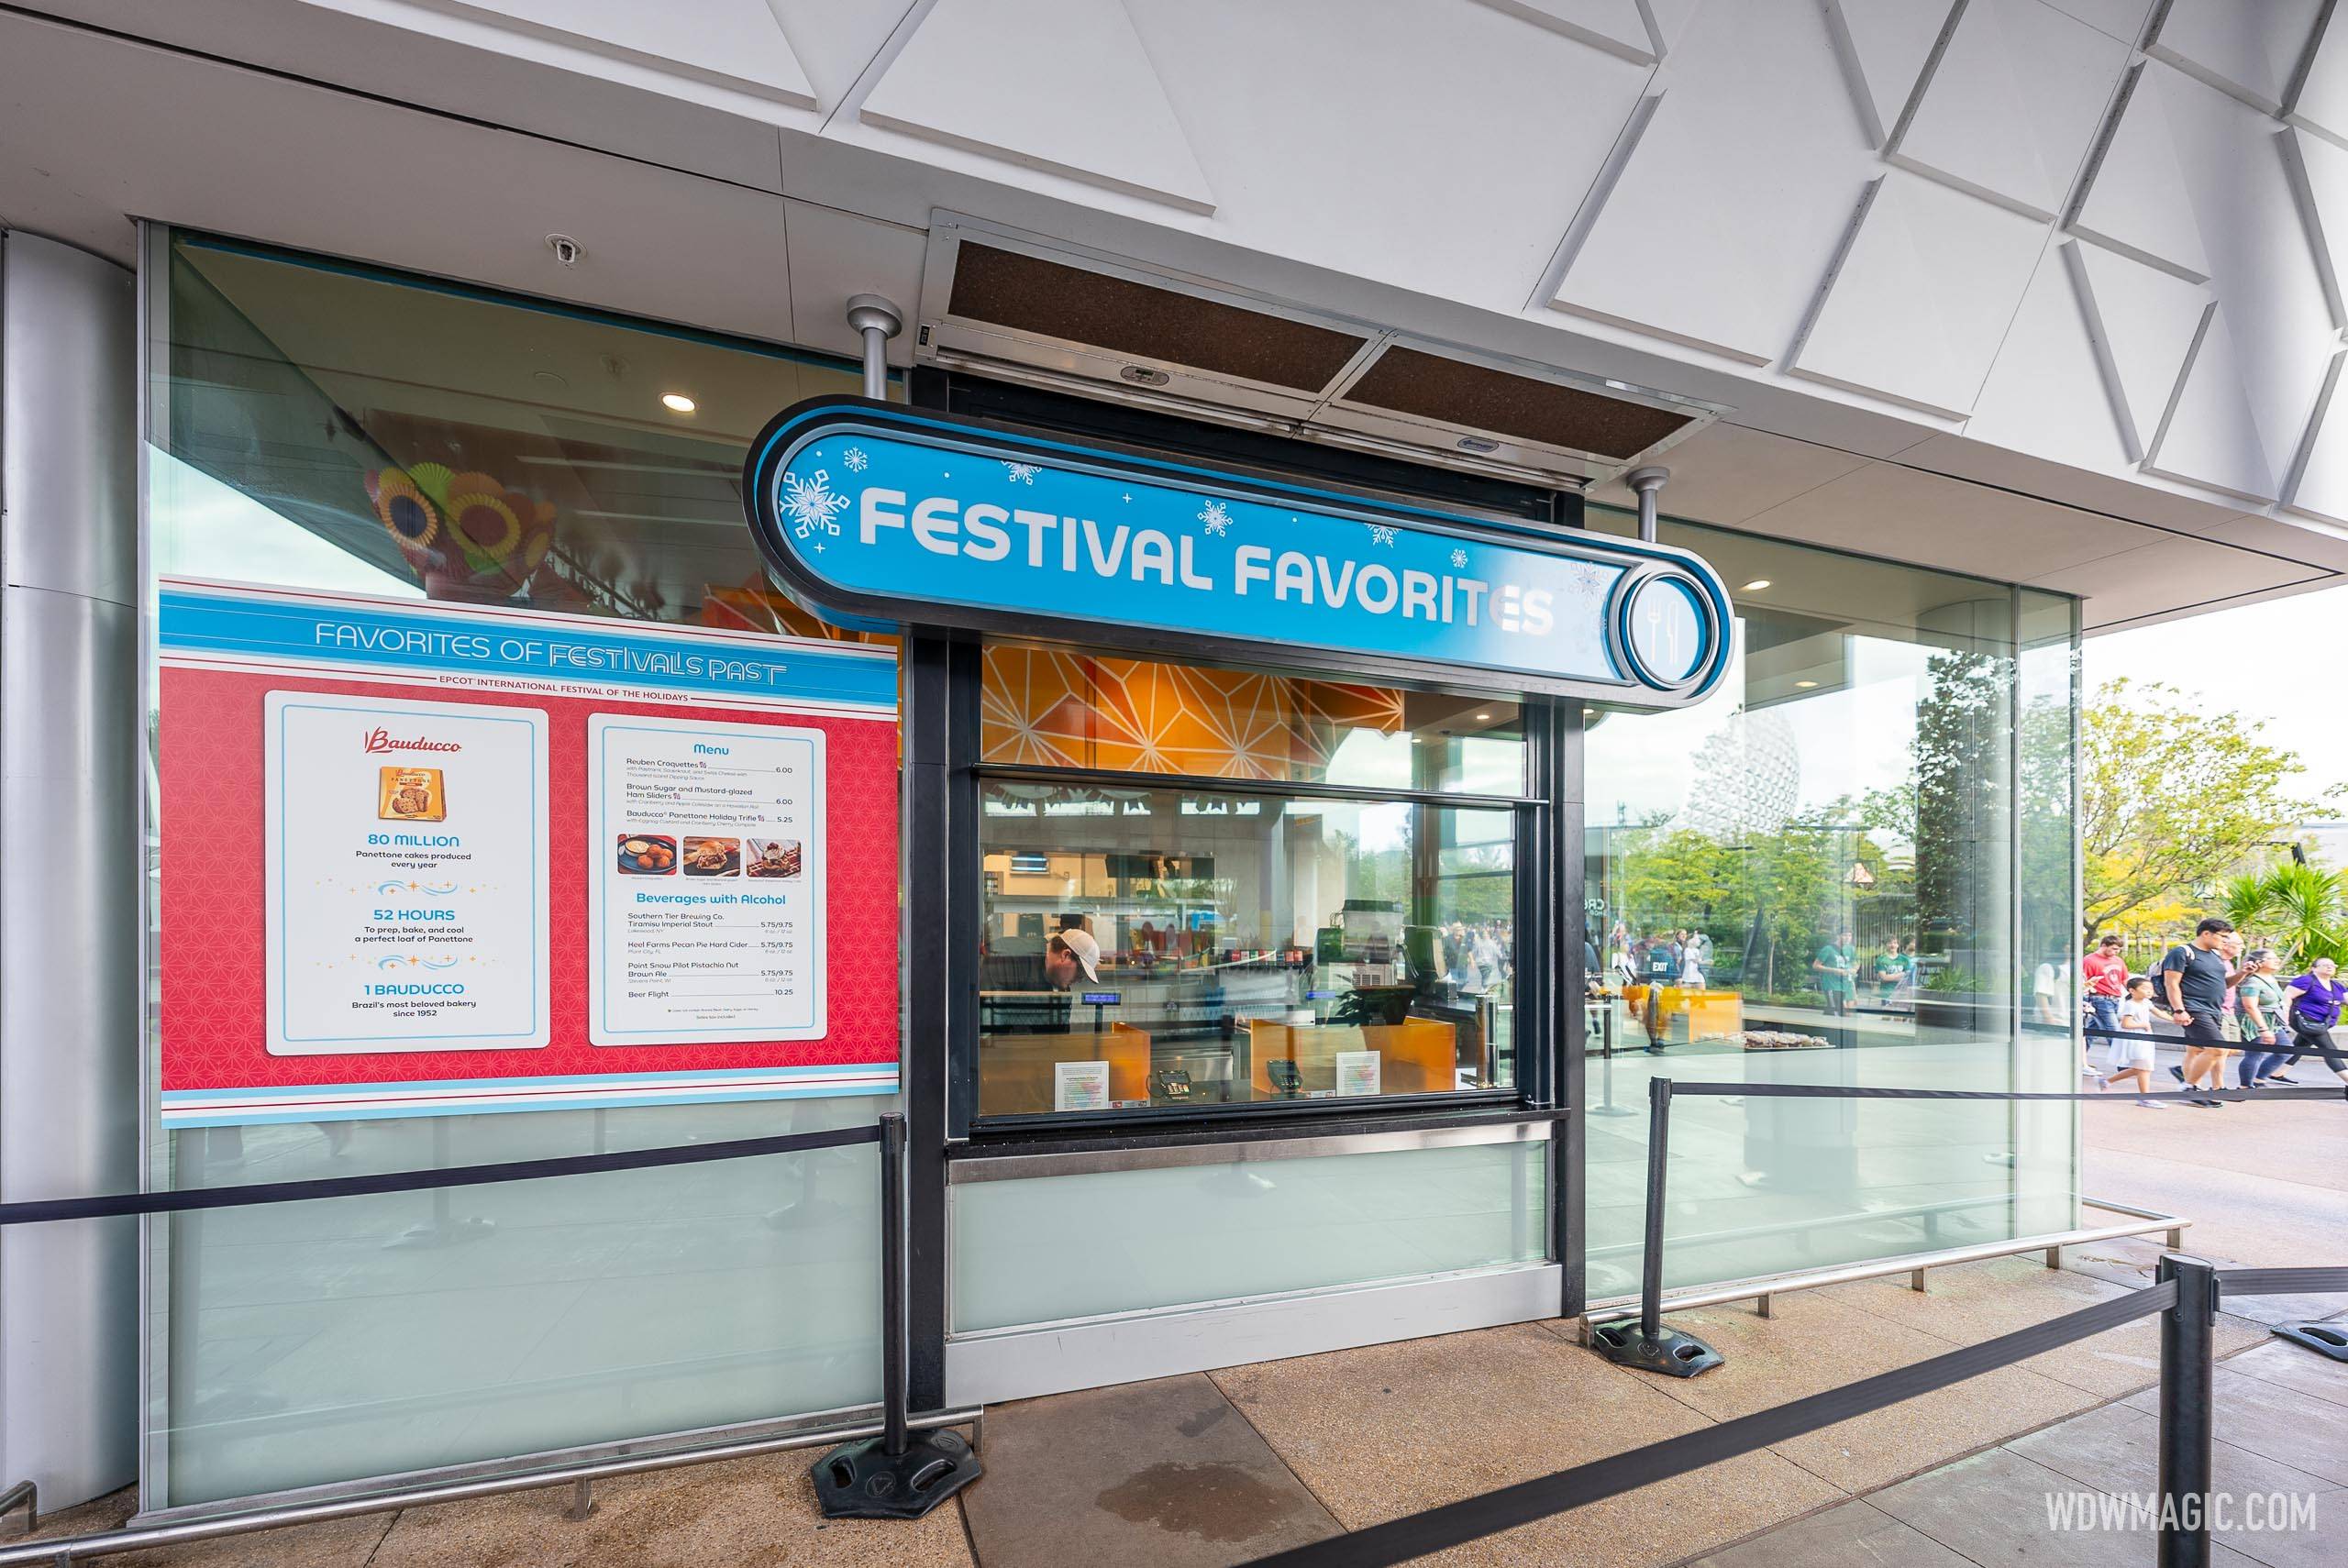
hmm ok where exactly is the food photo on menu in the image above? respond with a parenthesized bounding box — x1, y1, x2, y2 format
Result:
(681, 835, 741, 877)
(615, 834, 677, 874)
(745, 837, 803, 878)
(377, 766, 446, 822)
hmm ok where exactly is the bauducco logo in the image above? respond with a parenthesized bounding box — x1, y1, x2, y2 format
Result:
(362, 727, 462, 755)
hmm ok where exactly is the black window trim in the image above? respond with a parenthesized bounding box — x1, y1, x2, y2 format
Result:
(961, 733, 1551, 1138)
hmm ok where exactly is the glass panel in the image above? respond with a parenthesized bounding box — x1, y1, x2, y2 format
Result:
(978, 782, 1516, 1113)
(162, 1101, 879, 1505)
(153, 231, 873, 636)
(980, 641, 1526, 794)
(147, 232, 894, 1506)
(951, 1139, 1547, 1331)
(1581, 505, 2075, 1297)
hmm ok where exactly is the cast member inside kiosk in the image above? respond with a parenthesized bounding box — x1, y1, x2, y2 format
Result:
(1045, 927, 1103, 994)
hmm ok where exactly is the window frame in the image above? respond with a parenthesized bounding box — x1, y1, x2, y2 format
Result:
(952, 674, 1557, 1138)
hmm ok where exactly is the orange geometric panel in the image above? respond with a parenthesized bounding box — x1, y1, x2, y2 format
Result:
(980, 644, 1402, 782)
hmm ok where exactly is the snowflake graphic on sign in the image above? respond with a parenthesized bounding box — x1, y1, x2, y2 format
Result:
(843, 446, 868, 473)
(1450, 548, 1468, 569)
(1198, 499, 1233, 536)
(1003, 460, 1041, 485)
(1368, 524, 1398, 547)
(780, 469, 850, 539)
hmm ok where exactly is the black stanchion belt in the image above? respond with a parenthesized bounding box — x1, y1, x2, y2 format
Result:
(2215, 1266, 2348, 1297)
(1665, 1082, 2347, 1103)
(1241, 1283, 2176, 1568)
(0, 1122, 881, 1228)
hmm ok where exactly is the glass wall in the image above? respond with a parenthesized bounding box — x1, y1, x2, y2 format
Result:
(973, 644, 1527, 1118)
(952, 1138, 1548, 1332)
(1581, 507, 2078, 1297)
(144, 231, 891, 1505)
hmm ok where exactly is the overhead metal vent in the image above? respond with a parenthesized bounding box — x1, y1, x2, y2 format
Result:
(916, 221, 1722, 487)
(1336, 345, 1695, 461)
(947, 242, 1369, 392)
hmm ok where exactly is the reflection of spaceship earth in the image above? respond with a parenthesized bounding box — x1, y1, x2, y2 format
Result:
(1679, 706, 1800, 842)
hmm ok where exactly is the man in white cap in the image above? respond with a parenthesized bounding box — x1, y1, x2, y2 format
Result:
(1044, 926, 1102, 992)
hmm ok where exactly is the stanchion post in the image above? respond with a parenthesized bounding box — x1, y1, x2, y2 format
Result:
(1641, 1077, 1671, 1342)
(812, 1113, 981, 1518)
(1590, 1075, 1722, 1376)
(2156, 1253, 2218, 1568)
(879, 1111, 909, 1459)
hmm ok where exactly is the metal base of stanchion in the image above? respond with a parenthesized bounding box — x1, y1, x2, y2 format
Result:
(811, 1430, 982, 1519)
(1591, 1320, 1724, 1377)
(2273, 1321, 2348, 1362)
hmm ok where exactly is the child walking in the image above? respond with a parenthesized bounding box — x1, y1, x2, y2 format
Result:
(2110, 976, 2164, 1108)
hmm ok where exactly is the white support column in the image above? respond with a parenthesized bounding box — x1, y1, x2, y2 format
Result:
(0, 230, 140, 1509)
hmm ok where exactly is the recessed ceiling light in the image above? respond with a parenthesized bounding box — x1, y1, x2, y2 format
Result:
(661, 392, 696, 414)
(1742, 579, 1771, 591)
(1475, 712, 1492, 721)
(1795, 679, 1819, 689)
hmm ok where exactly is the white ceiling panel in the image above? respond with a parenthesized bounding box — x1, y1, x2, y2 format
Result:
(1468, 0, 1657, 62)
(1736, 455, 2160, 580)
(1891, 0, 2130, 219)
(1820, 0, 1956, 148)
(767, 0, 933, 117)
(2153, 72, 2340, 490)
(1964, 241, 2132, 473)
(1584, 420, 1872, 525)
(858, 0, 1215, 213)
(2279, 127, 2348, 327)
(2282, 351, 2348, 525)
(1126, 0, 1647, 313)
(781, 199, 928, 365)
(0, 13, 796, 339)
(2288, 6, 2348, 147)
(1555, 0, 1874, 363)
(2037, 532, 2330, 625)
(2144, 306, 2281, 502)
(1791, 171, 2047, 418)
(2145, 0, 2324, 116)
(2064, 237, 2212, 462)
(2037, 0, 2155, 45)
(2068, 61, 2212, 281)
(387, 0, 817, 105)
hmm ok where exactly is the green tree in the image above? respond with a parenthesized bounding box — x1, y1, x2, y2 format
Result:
(2219, 861, 2348, 968)
(2081, 679, 2330, 940)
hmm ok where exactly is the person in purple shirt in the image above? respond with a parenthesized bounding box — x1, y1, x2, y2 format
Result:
(2276, 957, 2348, 1086)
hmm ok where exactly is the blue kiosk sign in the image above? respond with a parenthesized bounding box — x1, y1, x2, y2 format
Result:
(744, 399, 1730, 708)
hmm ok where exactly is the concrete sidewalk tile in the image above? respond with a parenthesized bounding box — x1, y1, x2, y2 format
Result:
(2006, 1401, 2340, 1504)
(956, 1375, 1337, 1568)
(2221, 1338, 2348, 1409)
(1680, 1498, 1970, 1568)
(1766, 1361, 2099, 1495)
(1616, 1291, 1983, 1423)
(0, 1487, 393, 1567)
(1212, 1321, 1843, 1567)
(2121, 1368, 2348, 1485)
(368, 1448, 974, 1568)
(1871, 1445, 2265, 1568)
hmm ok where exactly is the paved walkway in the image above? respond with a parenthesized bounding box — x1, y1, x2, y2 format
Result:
(9, 1068, 2336, 1566)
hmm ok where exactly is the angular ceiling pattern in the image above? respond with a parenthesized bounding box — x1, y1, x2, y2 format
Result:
(11, 0, 2348, 628)
(1547, 0, 2342, 531)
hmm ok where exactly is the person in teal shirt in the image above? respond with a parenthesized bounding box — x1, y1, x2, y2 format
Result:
(1813, 928, 1858, 1017)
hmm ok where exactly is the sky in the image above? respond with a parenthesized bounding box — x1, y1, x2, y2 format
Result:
(2084, 585, 2348, 810)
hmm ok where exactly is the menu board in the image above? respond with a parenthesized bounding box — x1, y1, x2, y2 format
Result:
(157, 578, 900, 1126)
(264, 692, 550, 1055)
(587, 714, 825, 1045)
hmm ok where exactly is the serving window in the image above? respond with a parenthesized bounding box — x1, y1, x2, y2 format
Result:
(971, 642, 1534, 1121)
